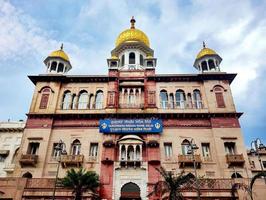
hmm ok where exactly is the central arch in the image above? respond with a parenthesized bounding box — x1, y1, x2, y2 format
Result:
(120, 182, 141, 200)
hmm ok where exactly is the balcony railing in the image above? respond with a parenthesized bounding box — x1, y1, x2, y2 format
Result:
(226, 154, 245, 167)
(119, 159, 142, 168)
(160, 101, 204, 110)
(119, 103, 144, 109)
(20, 154, 38, 167)
(178, 154, 202, 168)
(3, 163, 15, 172)
(61, 155, 84, 168)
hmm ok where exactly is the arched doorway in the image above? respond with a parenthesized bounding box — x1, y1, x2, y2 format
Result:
(120, 182, 141, 200)
(231, 172, 242, 178)
(22, 172, 32, 178)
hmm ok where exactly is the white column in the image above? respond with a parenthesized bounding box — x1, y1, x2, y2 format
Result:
(206, 59, 210, 71)
(125, 145, 128, 161)
(140, 145, 142, 161)
(133, 145, 136, 161)
(121, 88, 125, 105)
(138, 88, 142, 106)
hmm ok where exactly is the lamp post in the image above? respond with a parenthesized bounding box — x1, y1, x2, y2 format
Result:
(52, 139, 67, 200)
(250, 138, 266, 183)
(187, 138, 200, 200)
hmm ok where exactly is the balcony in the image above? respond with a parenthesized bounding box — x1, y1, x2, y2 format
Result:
(226, 154, 245, 167)
(61, 155, 84, 168)
(119, 159, 142, 168)
(3, 163, 15, 172)
(178, 154, 202, 168)
(20, 154, 38, 167)
(119, 103, 144, 109)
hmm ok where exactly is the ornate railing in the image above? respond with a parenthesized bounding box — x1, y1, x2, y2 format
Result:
(20, 154, 38, 166)
(61, 155, 84, 168)
(226, 154, 245, 166)
(178, 154, 202, 168)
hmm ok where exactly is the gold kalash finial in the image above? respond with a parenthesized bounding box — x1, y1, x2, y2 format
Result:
(130, 16, 136, 29)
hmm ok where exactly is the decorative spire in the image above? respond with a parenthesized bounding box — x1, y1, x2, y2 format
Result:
(130, 16, 136, 29)
(60, 43, 64, 50)
(203, 41, 206, 48)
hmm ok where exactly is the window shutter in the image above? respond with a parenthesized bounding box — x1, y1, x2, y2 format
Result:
(39, 94, 49, 109)
(215, 92, 225, 108)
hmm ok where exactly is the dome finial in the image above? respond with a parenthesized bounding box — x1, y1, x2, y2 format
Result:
(130, 16, 136, 29)
(60, 43, 64, 50)
(203, 41, 206, 48)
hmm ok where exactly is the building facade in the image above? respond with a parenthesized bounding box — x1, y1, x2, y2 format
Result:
(0, 121, 24, 177)
(7, 17, 259, 199)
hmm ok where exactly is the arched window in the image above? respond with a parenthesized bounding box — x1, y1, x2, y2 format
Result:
(78, 91, 88, 109)
(193, 89, 202, 109)
(50, 61, 57, 72)
(129, 52, 135, 64)
(121, 145, 126, 161)
(136, 145, 140, 160)
(62, 91, 72, 110)
(175, 89, 186, 109)
(181, 139, 191, 155)
(71, 139, 81, 155)
(201, 61, 207, 71)
(127, 145, 134, 161)
(95, 90, 104, 109)
(121, 55, 125, 66)
(39, 87, 51, 109)
(140, 54, 144, 65)
(208, 59, 215, 70)
(213, 86, 225, 108)
(231, 172, 242, 179)
(57, 63, 64, 73)
(147, 61, 153, 67)
(22, 172, 33, 178)
(121, 182, 140, 199)
(160, 90, 168, 109)
(128, 89, 134, 105)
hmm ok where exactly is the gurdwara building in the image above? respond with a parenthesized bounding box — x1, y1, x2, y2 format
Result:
(9, 17, 257, 199)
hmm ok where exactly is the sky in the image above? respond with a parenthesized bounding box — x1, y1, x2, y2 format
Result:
(0, 0, 265, 146)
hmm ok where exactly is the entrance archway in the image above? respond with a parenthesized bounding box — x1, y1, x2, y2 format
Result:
(120, 182, 141, 200)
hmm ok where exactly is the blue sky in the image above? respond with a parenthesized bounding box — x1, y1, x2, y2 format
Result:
(0, 0, 265, 146)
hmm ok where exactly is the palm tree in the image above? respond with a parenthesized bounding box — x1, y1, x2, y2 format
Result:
(148, 167, 195, 200)
(60, 168, 100, 200)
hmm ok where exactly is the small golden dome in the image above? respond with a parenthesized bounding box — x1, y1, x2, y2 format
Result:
(196, 42, 218, 60)
(49, 44, 70, 62)
(115, 17, 150, 47)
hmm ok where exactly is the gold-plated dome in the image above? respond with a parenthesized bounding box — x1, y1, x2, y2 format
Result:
(49, 44, 70, 62)
(196, 42, 218, 59)
(115, 17, 150, 47)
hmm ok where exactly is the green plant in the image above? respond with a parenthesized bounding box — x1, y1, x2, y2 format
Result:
(60, 168, 100, 200)
(148, 167, 195, 200)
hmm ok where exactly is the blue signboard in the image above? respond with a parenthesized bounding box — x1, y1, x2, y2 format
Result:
(99, 119, 163, 133)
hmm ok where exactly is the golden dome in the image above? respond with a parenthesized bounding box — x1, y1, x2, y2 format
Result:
(115, 17, 150, 47)
(196, 42, 218, 60)
(49, 44, 70, 62)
